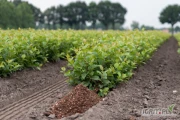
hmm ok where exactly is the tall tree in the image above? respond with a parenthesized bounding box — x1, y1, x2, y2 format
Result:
(110, 3, 127, 29)
(63, 3, 76, 28)
(159, 5, 180, 35)
(64, 1, 88, 29)
(76, 1, 88, 29)
(29, 4, 42, 28)
(16, 2, 35, 28)
(12, 0, 21, 6)
(12, 0, 41, 28)
(97, 1, 112, 29)
(44, 6, 57, 29)
(56, 5, 65, 28)
(88, 2, 98, 29)
(0, 0, 18, 29)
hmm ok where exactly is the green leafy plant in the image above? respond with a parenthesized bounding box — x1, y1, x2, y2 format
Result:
(64, 30, 169, 96)
(0, 29, 169, 97)
(175, 34, 180, 54)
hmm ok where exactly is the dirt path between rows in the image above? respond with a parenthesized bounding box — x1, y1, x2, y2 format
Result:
(0, 60, 73, 120)
(63, 37, 180, 120)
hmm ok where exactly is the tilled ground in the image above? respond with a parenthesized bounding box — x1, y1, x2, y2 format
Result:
(1, 37, 180, 120)
(0, 60, 73, 120)
(63, 37, 180, 120)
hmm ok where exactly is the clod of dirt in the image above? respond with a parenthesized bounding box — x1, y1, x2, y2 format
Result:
(173, 90, 178, 94)
(49, 84, 101, 119)
(130, 109, 141, 117)
(143, 98, 148, 108)
(48, 114, 56, 119)
(144, 95, 150, 100)
(56, 93, 63, 99)
(135, 80, 140, 84)
(156, 75, 163, 81)
(61, 113, 81, 120)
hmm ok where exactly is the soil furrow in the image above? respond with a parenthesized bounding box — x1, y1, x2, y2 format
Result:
(0, 82, 68, 120)
(0, 81, 65, 113)
(2, 83, 68, 120)
(0, 79, 66, 113)
(0, 60, 68, 109)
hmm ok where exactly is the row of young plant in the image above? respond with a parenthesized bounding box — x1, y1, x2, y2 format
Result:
(0, 29, 169, 96)
(0, 29, 102, 76)
(175, 34, 180, 54)
(63, 31, 170, 96)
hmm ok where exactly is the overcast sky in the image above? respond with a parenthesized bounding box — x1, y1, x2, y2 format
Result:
(25, 0, 180, 28)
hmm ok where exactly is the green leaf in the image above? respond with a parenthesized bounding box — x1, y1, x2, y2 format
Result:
(122, 74, 127, 79)
(99, 65, 103, 71)
(61, 67, 66, 71)
(102, 79, 110, 86)
(7, 59, 13, 63)
(82, 81, 90, 87)
(81, 73, 87, 80)
(36, 67, 41, 70)
(101, 72, 107, 79)
(21, 54, 26, 59)
(92, 76, 101, 81)
(114, 63, 119, 68)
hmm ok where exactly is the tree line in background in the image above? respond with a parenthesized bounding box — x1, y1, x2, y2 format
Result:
(2, 0, 180, 32)
(131, 20, 180, 33)
(131, 21, 155, 30)
(0, 0, 127, 30)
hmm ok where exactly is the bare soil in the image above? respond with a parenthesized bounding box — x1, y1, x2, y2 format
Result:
(1, 37, 180, 120)
(0, 60, 68, 108)
(0, 60, 73, 120)
(63, 37, 180, 120)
